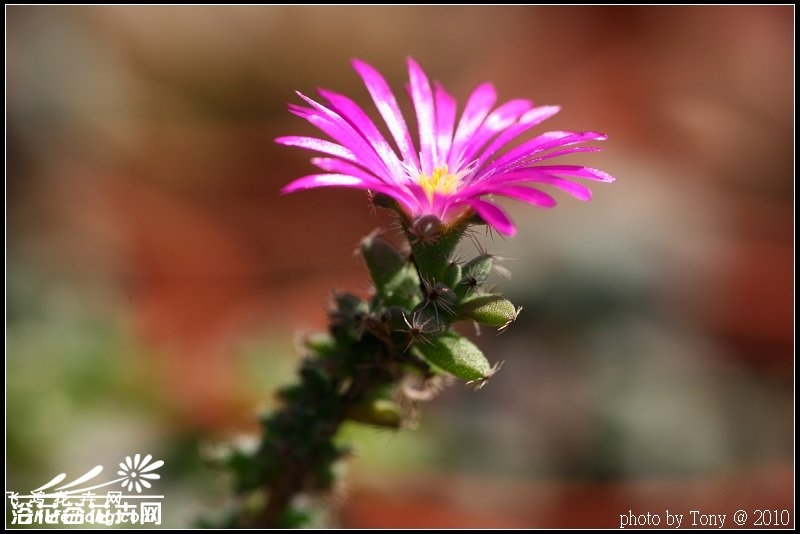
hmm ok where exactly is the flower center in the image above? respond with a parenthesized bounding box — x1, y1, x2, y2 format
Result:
(418, 165, 461, 202)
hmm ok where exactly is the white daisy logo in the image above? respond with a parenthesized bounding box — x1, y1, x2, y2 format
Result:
(117, 453, 164, 494)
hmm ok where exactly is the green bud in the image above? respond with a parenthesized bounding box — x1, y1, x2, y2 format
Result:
(407, 304, 449, 337)
(457, 254, 493, 297)
(360, 233, 421, 308)
(462, 254, 493, 283)
(329, 292, 369, 340)
(303, 332, 337, 355)
(458, 295, 519, 328)
(361, 234, 405, 291)
(442, 261, 462, 289)
(414, 332, 493, 383)
(384, 263, 423, 308)
(330, 292, 367, 320)
(345, 398, 402, 428)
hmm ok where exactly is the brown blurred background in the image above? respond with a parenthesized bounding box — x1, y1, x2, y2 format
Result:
(6, 6, 793, 528)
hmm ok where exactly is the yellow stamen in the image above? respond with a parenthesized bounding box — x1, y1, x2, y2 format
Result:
(419, 165, 461, 203)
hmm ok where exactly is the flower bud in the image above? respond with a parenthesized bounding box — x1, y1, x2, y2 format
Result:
(407, 305, 448, 337)
(443, 261, 462, 290)
(361, 234, 405, 289)
(462, 254, 493, 285)
(329, 292, 369, 340)
(361, 234, 421, 307)
(329, 293, 367, 323)
(411, 214, 444, 241)
(303, 332, 337, 356)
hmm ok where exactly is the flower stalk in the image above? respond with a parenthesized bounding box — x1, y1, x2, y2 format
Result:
(211, 211, 514, 527)
(207, 57, 613, 528)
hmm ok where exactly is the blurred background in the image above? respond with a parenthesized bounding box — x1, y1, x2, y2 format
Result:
(6, 6, 793, 528)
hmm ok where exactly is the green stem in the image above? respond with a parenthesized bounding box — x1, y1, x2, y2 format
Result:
(244, 333, 401, 527)
(209, 214, 510, 528)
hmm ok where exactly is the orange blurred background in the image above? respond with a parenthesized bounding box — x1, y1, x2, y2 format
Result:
(7, 6, 793, 528)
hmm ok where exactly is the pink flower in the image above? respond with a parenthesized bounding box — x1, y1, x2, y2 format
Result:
(279, 58, 614, 236)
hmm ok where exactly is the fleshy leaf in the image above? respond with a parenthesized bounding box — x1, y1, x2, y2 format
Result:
(345, 399, 402, 429)
(414, 332, 492, 382)
(458, 295, 519, 327)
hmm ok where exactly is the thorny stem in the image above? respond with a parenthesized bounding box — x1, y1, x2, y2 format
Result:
(243, 313, 412, 528)
(209, 214, 517, 528)
(254, 371, 386, 527)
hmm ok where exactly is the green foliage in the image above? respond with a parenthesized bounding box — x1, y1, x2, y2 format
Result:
(414, 332, 492, 383)
(458, 295, 519, 328)
(211, 209, 519, 527)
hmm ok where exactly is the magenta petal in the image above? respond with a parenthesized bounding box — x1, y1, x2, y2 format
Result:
(525, 146, 603, 165)
(286, 103, 317, 119)
(474, 167, 609, 202)
(492, 185, 558, 207)
(281, 173, 372, 193)
(282, 174, 415, 213)
(464, 199, 516, 236)
(461, 98, 533, 165)
(448, 82, 497, 168)
(318, 89, 405, 180)
(294, 92, 396, 178)
(407, 58, 436, 175)
(536, 165, 616, 183)
(529, 175, 593, 201)
(520, 105, 564, 127)
(474, 105, 561, 170)
(311, 157, 419, 207)
(490, 131, 607, 174)
(433, 82, 456, 165)
(469, 166, 604, 198)
(275, 136, 357, 162)
(310, 157, 376, 180)
(352, 59, 420, 168)
(280, 58, 613, 230)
